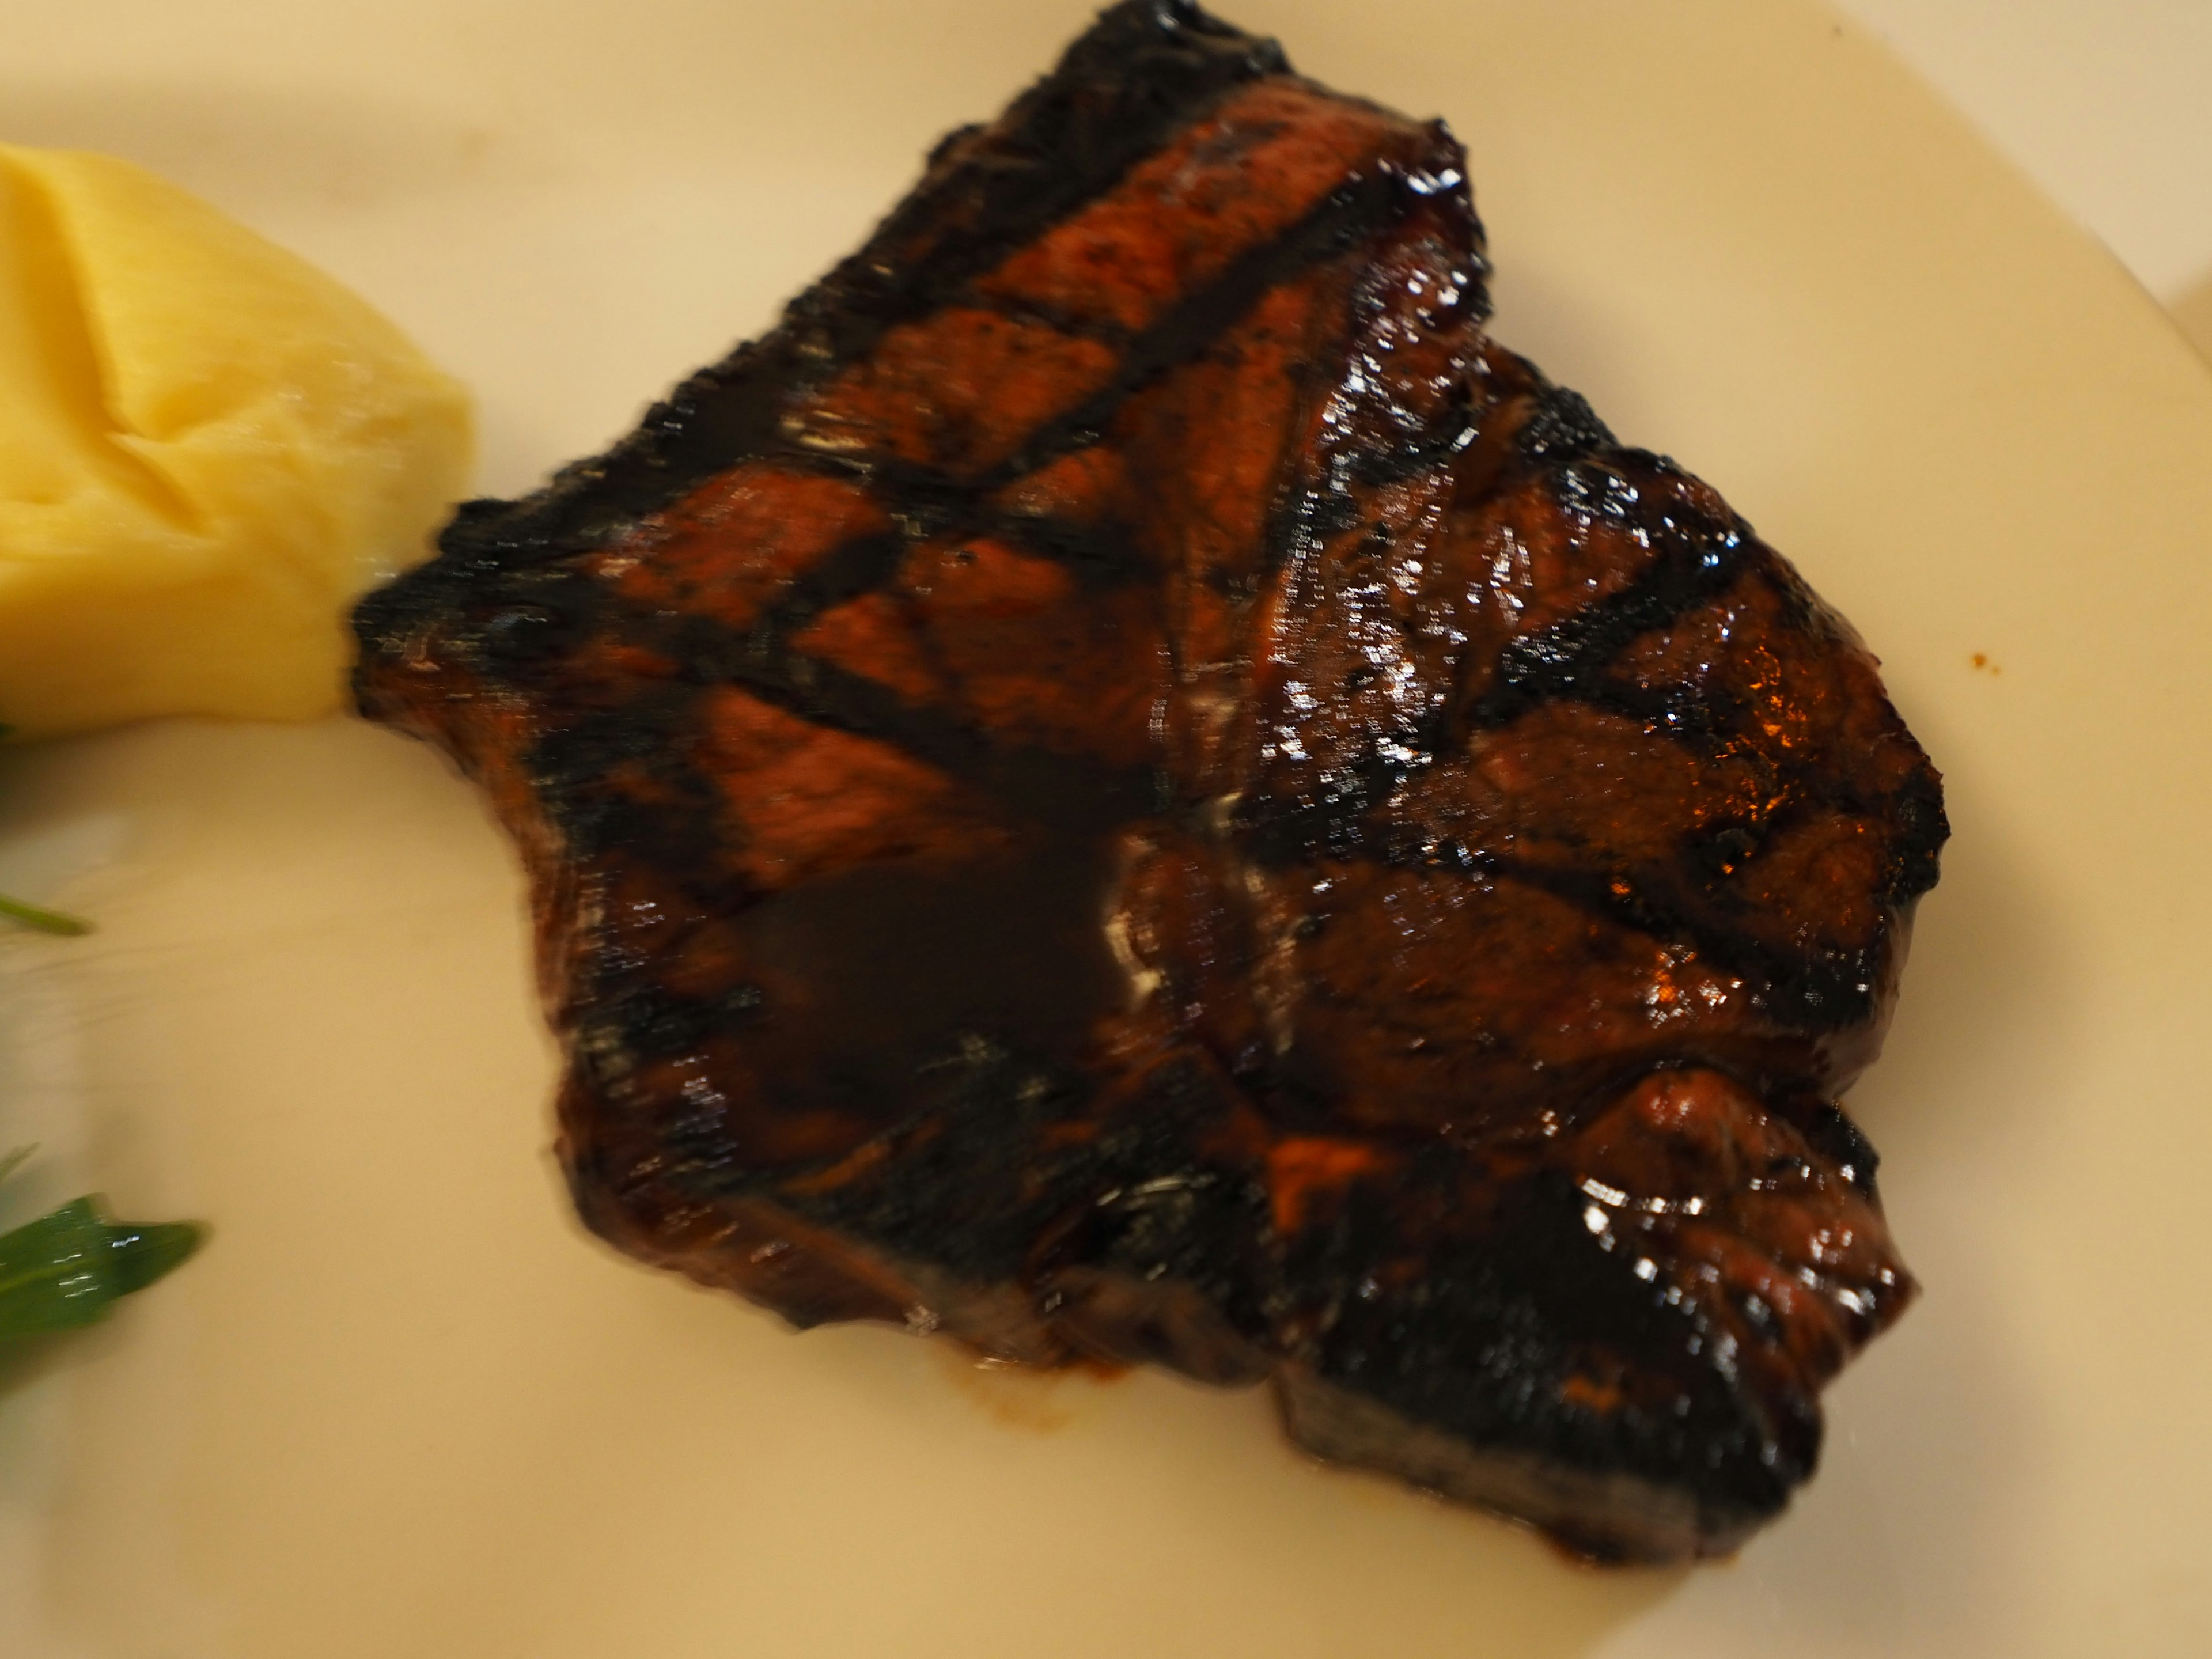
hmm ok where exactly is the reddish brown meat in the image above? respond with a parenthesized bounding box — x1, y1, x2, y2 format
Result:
(354, 0, 1942, 1562)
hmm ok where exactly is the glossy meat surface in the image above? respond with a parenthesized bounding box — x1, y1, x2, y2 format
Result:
(354, 0, 1944, 1561)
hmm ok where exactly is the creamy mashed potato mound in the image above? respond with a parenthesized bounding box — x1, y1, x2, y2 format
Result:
(0, 145, 471, 738)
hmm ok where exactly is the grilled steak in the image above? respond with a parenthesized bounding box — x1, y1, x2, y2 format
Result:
(354, 0, 1944, 1562)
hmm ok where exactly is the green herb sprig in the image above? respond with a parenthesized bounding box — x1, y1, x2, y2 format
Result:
(0, 722, 91, 936)
(0, 1152, 202, 1340)
(0, 741, 195, 1331)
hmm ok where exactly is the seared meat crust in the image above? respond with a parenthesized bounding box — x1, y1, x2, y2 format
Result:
(355, 0, 1943, 1561)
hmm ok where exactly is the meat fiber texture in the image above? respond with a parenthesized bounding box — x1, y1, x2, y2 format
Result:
(355, 0, 1946, 1562)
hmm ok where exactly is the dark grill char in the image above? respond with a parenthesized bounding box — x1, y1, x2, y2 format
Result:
(354, 0, 1943, 1562)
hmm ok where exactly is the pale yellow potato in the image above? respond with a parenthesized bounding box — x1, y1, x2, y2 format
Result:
(0, 145, 472, 739)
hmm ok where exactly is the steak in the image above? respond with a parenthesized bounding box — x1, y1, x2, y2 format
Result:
(354, 0, 1944, 1562)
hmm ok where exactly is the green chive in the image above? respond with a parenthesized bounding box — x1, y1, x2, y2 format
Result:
(0, 893, 92, 936)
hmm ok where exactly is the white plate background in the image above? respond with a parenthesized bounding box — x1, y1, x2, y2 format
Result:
(3, 2, 2209, 1653)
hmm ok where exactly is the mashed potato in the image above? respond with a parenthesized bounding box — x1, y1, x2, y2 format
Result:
(0, 146, 471, 738)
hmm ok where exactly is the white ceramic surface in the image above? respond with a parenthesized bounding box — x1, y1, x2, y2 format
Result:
(1832, 0, 2212, 305)
(2, 2, 2209, 1653)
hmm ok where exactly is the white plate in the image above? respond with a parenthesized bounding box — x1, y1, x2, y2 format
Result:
(3, 2, 2210, 1653)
